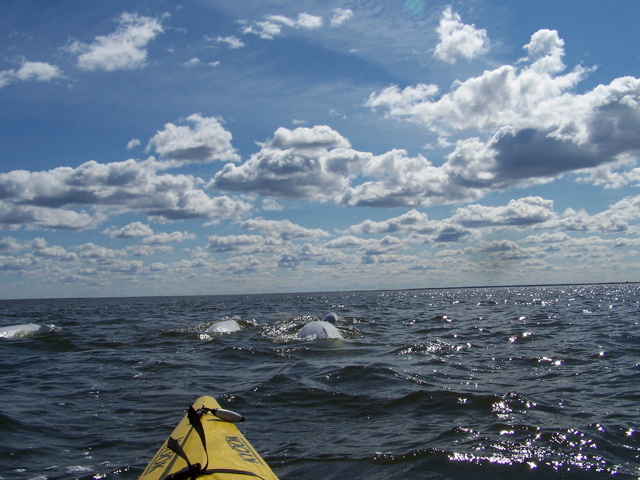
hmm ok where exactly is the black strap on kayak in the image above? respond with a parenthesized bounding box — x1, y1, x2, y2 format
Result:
(166, 467, 265, 480)
(163, 404, 266, 480)
(166, 436, 201, 480)
(188, 406, 209, 472)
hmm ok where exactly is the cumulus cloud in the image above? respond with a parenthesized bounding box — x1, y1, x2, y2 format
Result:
(31, 238, 77, 261)
(103, 221, 154, 238)
(262, 199, 283, 211)
(215, 36, 245, 49)
(614, 237, 640, 247)
(107, 259, 144, 274)
(211, 125, 370, 200)
(345, 209, 435, 235)
(70, 12, 164, 71)
(468, 239, 532, 261)
(77, 243, 127, 261)
(240, 218, 330, 240)
(0, 237, 23, 253)
(433, 7, 490, 64)
(524, 232, 570, 244)
(127, 138, 141, 150)
(553, 194, 640, 233)
(344, 196, 566, 245)
(0, 256, 33, 271)
(368, 29, 585, 135)
(0, 59, 62, 88)
(0, 157, 251, 230)
(338, 149, 450, 207)
(183, 57, 202, 67)
(324, 235, 404, 255)
(331, 8, 353, 27)
(210, 71, 640, 210)
(242, 12, 323, 39)
(0, 202, 106, 230)
(345, 208, 475, 244)
(147, 114, 240, 163)
(141, 231, 197, 245)
(211, 125, 561, 210)
(207, 234, 282, 254)
(451, 197, 557, 228)
(365, 29, 640, 203)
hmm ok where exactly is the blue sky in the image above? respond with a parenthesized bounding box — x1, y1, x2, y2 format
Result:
(1, 0, 640, 299)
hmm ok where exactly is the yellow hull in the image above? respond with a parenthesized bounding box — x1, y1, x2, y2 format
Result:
(139, 396, 280, 480)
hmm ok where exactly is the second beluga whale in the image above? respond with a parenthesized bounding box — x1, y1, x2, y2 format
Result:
(206, 315, 243, 334)
(297, 313, 342, 340)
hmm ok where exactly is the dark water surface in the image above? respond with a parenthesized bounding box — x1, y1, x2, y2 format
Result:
(1, 284, 639, 479)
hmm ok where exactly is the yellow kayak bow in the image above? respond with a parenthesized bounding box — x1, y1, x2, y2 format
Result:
(139, 396, 280, 480)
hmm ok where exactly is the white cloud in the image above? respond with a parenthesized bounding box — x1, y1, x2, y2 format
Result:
(345, 209, 435, 235)
(147, 114, 240, 163)
(72, 12, 164, 71)
(366, 30, 640, 202)
(242, 12, 323, 39)
(106, 259, 144, 274)
(0, 60, 62, 88)
(31, 238, 77, 261)
(344, 196, 565, 245)
(127, 138, 141, 150)
(211, 125, 369, 200)
(451, 197, 557, 228)
(0, 256, 34, 271)
(323, 235, 405, 256)
(614, 237, 640, 247)
(553, 195, 640, 234)
(207, 234, 281, 254)
(215, 36, 245, 49)
(524, 232, 570, 244)
(0, 237, 23, 253)
(182, 57, 219, 68)
(344, 208, 473, 244)
(183, 57, 201, 67)
(338, 149, 450, 208)
(0, 201, 106, 230)
(269, 125, 350, 150)
(103, 222, 154, 238)
(330, 8, 353, 27)
(523, 29, 565, 69)
(77, 243, 127, 260)
(141, 231, 197, 245)
(212, 76, 640, 210)
(240, 218, 330, 240)
(467, 239, 531, 259)
(262, 199, 284, 211)
(294, 13, 323, 30)
(368, 30, 586, 135)
(0, 157, 252, 230)
(433, 7, 489, 64)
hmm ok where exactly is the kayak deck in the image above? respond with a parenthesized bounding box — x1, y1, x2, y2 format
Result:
(139, 396, 279, 480)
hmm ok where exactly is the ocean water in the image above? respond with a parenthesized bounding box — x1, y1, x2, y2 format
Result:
(1, 284, 639, 480)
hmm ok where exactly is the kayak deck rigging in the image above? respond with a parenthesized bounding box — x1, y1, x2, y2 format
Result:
(139, 396, 280, 480)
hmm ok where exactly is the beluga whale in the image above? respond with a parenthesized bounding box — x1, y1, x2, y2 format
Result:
(297, 313, 342, 340)
(0, 323, 42, 339)
(206, 316, 242, 334)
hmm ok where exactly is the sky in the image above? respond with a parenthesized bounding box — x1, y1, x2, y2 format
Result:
(1, 0, 640, 299)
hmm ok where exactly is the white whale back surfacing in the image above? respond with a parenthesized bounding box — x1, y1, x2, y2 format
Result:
(0, 323, 42, 339)
(206, 319, 242, 334)
(297, 313, 342, 340)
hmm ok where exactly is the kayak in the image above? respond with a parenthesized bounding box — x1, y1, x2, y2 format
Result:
(139, 396, 280, 480)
